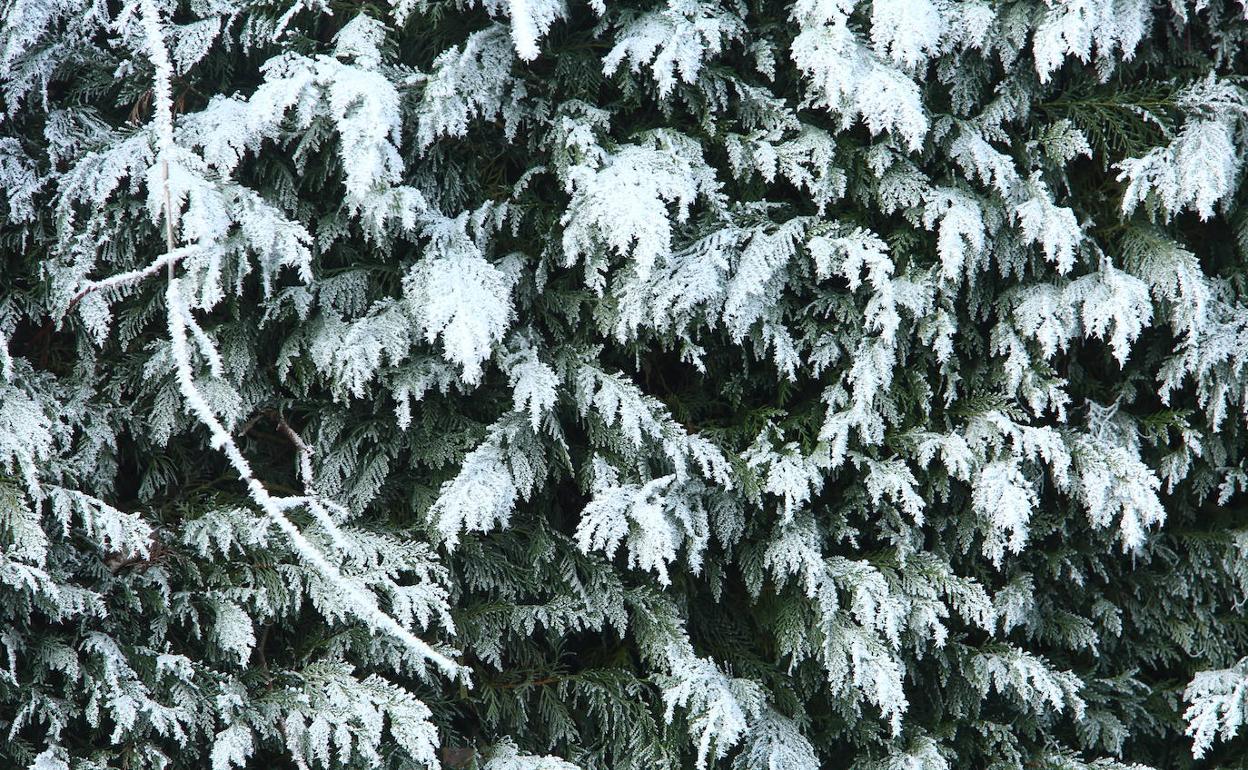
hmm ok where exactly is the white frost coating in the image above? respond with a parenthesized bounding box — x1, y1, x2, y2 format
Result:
(972, 460, 1037, 565)
(1184, 659, 1248, 759)
(483, 737, 582, 770)
(11, 0, 1248, 765)
(137, 0, 175, 160)
(29, 747, 70, 770)
(416, 25, 522, 150)
(634, 600, 766, 770)
(576, 469, 686, 584)
(1065, 265, 1153, 365)
(921, 187, 985, 282)
(603, 0, 744, 97)
(487, 0, 566, 61)
(663, 652, 763, 770)
(403, 216, 515, 384)
(137, 0, 180, 248)
(970, 647, 1086, 718)
(431, 412, 549, 549)
(561, 131, 721, 287)
(504, 345, 559, 428)
(70, 245, 201, 308)
(432, 424, 521, 547)
(744, 435, 827, 524)
(508, 0, 542, 60)
(1032, 0, 1148, 83)
(732, 710, 820, 770)
(1118, 119, 1239, 221)
(791, 2, 929, 151)
(1014, 176, 1081, 274)
(1118, 76, 1248, 221)
(869, 0, 944, 68)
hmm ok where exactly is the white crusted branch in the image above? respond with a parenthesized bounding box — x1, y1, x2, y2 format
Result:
(138, 0, 463, 681)
(68, 245, 198, 311)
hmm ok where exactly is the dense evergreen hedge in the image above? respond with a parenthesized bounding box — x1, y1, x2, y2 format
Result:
(4, 0, 1248, 768)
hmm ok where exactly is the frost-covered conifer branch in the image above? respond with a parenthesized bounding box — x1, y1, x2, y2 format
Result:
(136, 0, 462, 681)
(163, 254, 462, 679)
(66, 244, 199, 311)
(136, 0, 178, 256)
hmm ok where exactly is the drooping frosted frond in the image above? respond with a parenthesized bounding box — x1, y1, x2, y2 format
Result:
(1073, 428, 1166, 551)
(1015, 175, 1081, 274)
(432, 413, 546, 548)
(1032, 0, 1149, 82)
(1183, 658, 1248, 759)
(859, 736, 950, 770)
(175, 17, 428, 236)
(0, 381, 53, 497)
(732, 710, 820, 770)
(404, 215, 516, 384)
(791, 2, 929, 150)
(561, 130, 722, 288)
(744, 430, 827, 524)
(868, 0, 945, 69)
(575, 459, 715, 584)
(971, 460, 1038, 565)
(0, 138, 42, 221)
(1119, 120, 1240, 221)
(968, 646, 1086, 718)
(502, 341, 560, 428)
(416, 24, 526, 149)
(921, 187, 987, 283)
(0, 0, 111, 110)
(483, 737, 582, 770)
(1118, 78, 1248, 221)
(481, 0, 568, 61)
(661, 653, 764, 770)
(1064, 265, 1154, 365)
(281, 662, 441, 769)
(603, 0, 745, 97)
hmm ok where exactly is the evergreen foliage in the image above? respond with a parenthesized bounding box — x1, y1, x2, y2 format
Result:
(4, 0, 1248, 768)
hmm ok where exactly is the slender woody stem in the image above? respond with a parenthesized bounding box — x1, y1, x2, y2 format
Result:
(136, 0, 464, 681)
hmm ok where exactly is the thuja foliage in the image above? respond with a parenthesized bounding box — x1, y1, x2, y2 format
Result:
(5, 0, 1248, 768)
